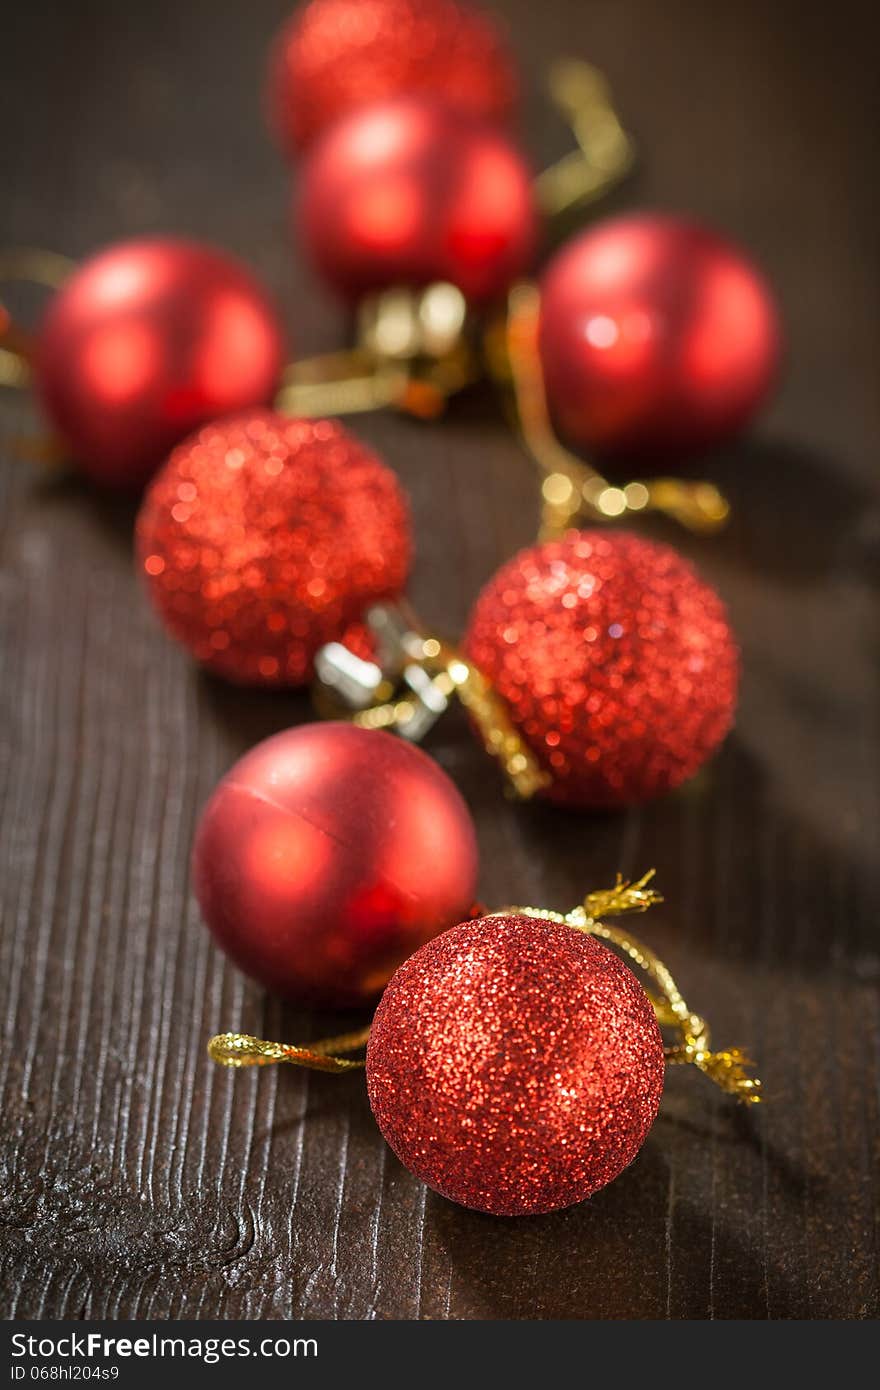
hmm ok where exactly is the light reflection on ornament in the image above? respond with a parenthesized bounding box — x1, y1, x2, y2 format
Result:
(539, 213, 781, 462)
(298, 97, 537, 303)
(35, 238, 286, 488)
(193, 723, 479, 1005)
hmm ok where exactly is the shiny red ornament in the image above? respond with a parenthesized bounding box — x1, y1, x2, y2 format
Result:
(538, 213, 781, 462)
(367, 912, 664, 1214)
(463, 530, 739, 807)
(269, 0, 518, 156)
(193, 722, 479, 1006)
(136, 411, 410, 686)
(297, 97, 537, 303)
(33, 238, 285, 489)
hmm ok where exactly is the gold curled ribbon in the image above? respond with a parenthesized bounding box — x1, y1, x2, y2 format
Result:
(501, 281, 731, 539)
(347, 627, 552, 800)
(534, 60, 636, 218)
(503, 871, 761, 1103)
(207, 870, 761, 1105)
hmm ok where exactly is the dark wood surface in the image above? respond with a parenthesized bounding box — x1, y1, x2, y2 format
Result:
(2, 0, 878, 1320)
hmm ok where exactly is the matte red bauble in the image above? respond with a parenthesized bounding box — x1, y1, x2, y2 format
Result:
(538, 213, 781, 462)
(33, 238, 285, 489)
(269, 0, 518, 156)
(463, 530, 739, 807)
(136, 411, 411, 686)
(298, 98, 537, 303)
(193, 723, 479, 1006)
(367, 912, 664, 1214)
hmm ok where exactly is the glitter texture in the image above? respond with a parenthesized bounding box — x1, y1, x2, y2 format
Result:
(463, 530, 739, 807)
(269, 0, 518, 155)
(367, 913, 665, 1215)
(136, 411, 411, 686)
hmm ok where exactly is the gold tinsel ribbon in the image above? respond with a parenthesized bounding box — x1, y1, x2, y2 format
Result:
(208, 870, 762, 1105)
(500, 282, 731, 539)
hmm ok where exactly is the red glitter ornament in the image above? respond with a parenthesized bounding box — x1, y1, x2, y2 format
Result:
(538, 213, 781, 462)
(136, 411, 410, 686)
(367, 911, 664, 1214)
(34, 238, 285, 489)
(297, 97, 537, 304)
(269, 0, 518, 156)
(193, 722, 479, 1006)
(463, 530, 739, 807)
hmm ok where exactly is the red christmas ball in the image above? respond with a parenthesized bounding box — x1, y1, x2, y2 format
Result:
(193, 723, 479, 1006)
(269, 0, 518, 156)
(463, 530, 739, 807)
(367, 912, 664, 1214)
(538, 213, 781, 462)
(33, 238, 286, 490)
(297, 97, 537, 303)
(136, 411, 410, 686)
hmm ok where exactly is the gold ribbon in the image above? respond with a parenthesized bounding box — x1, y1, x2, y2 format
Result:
(274, 283, 479, 421)
(504, 871, 761, 1103)
(0, 248, 74, 388)
(501, 281, 731, 539)
(534, 60, 636, 218)
(208, 870, 761, 1105)
(208, 1025, 370, 1073)
(346, 628, 551, 799)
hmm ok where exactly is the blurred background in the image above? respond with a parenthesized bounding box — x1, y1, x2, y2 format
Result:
(1, 0, 878, 1319)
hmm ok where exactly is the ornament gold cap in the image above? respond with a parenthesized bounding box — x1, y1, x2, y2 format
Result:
(312, 602, 551, 798)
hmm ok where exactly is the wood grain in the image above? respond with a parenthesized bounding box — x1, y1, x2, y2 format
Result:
(1, 0, 878, 1319)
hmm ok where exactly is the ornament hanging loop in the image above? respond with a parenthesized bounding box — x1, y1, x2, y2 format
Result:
(208, 1025, 370, 1073)
(511, 871, 762, 1105)
(208, 873, 761, 1105)
(498, 282, 731, 539)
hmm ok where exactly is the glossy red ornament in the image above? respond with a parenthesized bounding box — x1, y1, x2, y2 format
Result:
(538, 213, 781, 462)
(367, 912, 664, 1214)
(192, 723, 479, 1006)
(269, 0, 518, 156)
(298, 97, 537, 303)
(136, 410, 411, 686)
(464, 530, 739, 808)
(34, 238, 285, 489)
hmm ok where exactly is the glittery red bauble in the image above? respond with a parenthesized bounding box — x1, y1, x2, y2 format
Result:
(539, 213, 781, 462)
(33, 238, 286, 489)
(193, 723, 479, 1006)
(464, 530, 739, 808)
(269, 0, 518, 156)
(136, 411, 410, 686)
(367, 912, 664, 1214)
(298, 97, 537, 303)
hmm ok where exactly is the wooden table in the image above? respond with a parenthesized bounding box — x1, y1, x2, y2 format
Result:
(2, 0, 878, 1320)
